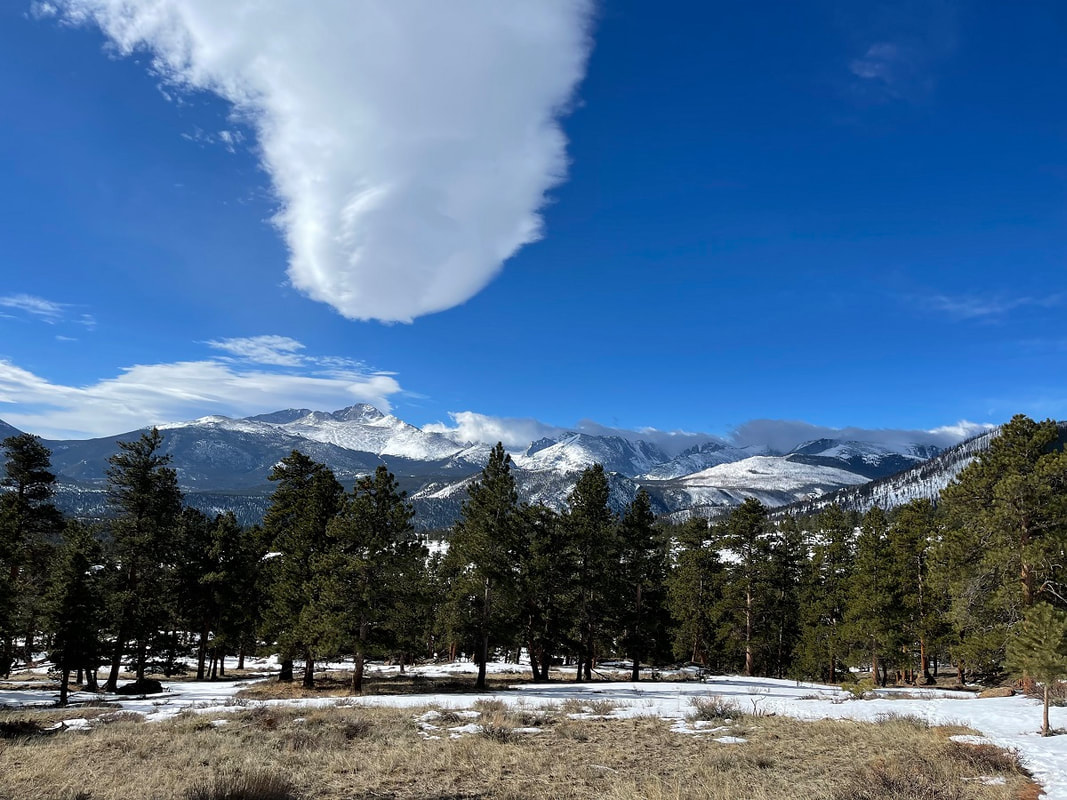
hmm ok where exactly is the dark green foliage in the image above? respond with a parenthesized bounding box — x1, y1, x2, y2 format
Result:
(667, 517, 726, 666)
(565, 464, 617, 681)
(617, 489, 669, 680)
(515, 502, 571, 681)
(102, 427, 184, 689)
(0, 433, 61, 674)
(262, 451, 344, 687)
(718, 498, 777, 676)
(324, 465, 428, 691)
(442, 443, 522, 690)
(1006, 602, 1067, 735)
(939, 415, 1067, 679)
(794, 505, 854, 682)
(46, 520, 104, 703)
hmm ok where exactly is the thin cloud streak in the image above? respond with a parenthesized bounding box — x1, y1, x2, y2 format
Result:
(0, 338, 402, 438)
(46, 0, 595, 322)
(924, 293, 1063, 321)
(0, 293, 67, 322)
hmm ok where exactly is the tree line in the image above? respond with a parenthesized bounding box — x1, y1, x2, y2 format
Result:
(0, 415, 1065, 714)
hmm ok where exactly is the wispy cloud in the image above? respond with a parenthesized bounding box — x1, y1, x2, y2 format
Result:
(0, 293, 67, 322)
(848, 41, 934, 103)
(45, 0, 595, 322)
(0, 336, 402, 438)
(923, 293, 1063, 321)
(206, 335, 306, 367)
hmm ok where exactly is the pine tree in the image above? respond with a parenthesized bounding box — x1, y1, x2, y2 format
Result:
(516, 503, 571, 681)
(102, 428, 183, 691)
(565, 463, 617, 681)
(0, 434, 62, 674)
(262, 451, 343, 688)
(46, 521, 103, 704)
(795, 505, 854, 682)
(1006, 603, 1067, 736)
(939, 415, 1067, 680)
(719, 498, 773, 676)
(618, 489, 668, 681)
(326, 466, 423, 692)
(844, 507, 897, 686)
(667, 517, 726, 668)
(443, 443, 521, 690)
(887, 500, 947, 684)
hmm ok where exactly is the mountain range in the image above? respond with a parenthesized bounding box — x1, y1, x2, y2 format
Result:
(0, 404, 1002, 529)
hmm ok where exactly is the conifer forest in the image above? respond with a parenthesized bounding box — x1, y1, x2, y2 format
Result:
(1, 414, 1066, 710)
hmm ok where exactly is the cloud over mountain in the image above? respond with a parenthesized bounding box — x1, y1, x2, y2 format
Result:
(46, 0, 594, 322)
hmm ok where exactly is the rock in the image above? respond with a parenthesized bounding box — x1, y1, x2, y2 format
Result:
(115, 678, 164, 695)
(977, 687, 1015, 698)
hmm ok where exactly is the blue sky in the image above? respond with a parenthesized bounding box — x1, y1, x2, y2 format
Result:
(0, 0, 1064, 445)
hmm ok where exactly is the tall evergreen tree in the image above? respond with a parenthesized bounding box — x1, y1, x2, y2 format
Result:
(0, 434, 62, 674)
(443, 443, 521, 690)
(516, 503, 571, 681)
(887, 500, 946, 684)
(262, 451, 343, 688)
(667, 517, 726, 668)
(1006, 603, 1067, 736)
(794, 505, 854, 682)
(325, 466, 424, 692)
(102, 428, 183, 690)
(844, 507, 897, 685)
(565, 463, 617, 681)
(939, 415, 1067, 679)
(46, 521, 103, 704)
(719, 498, 773, 676)
(618, 489, 668, 680)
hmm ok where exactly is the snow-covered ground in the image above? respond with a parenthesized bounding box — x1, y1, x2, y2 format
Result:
(3, 667, 1065, 799)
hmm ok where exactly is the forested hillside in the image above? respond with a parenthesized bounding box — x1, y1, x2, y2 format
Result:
(1, 414, 1065, 717)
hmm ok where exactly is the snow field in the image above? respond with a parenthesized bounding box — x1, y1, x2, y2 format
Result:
(3, 667, 1065, 799)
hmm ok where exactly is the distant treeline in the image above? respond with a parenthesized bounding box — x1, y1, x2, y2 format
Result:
(1, 415, 1065, 706)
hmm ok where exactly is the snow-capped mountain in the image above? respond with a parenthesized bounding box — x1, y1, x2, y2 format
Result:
(514, 433, 669, 476)
(0, 404, 989, 529)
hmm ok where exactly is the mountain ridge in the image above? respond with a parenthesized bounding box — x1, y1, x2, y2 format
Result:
(0, 405, 985, 529)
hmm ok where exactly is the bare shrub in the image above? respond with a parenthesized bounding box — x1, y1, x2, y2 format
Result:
(688, 696, 742, 723)
(183, 770, 299, 800)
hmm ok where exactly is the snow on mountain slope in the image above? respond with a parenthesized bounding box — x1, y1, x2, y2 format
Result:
(514, 433, 668, 475)
(162, 404, 466, 462)
(640, 441, 757, 479)
(277, 405, 464, 461)
(663, 455, 870, 512)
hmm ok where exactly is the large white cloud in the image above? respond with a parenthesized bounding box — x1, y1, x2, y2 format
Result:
(0, 340, 401, 439)
(46, 0, 594, 322)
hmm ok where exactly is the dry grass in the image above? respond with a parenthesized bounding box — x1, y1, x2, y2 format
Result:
(0, 704, 1037, 800)
(236, 670, 527, 701)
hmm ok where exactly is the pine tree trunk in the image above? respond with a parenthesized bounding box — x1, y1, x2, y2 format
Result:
(219, 653, 225, 677)
(1043, 684, 1050, 736)
(59, 666, 70, 706)
(352, 650, 365, 693)
(302, 650, 315, 689)
(105, 632, 125, 692)
(135, 641, 147, 681)
(745, 585, 754, 677)
(631, 583, 642, 682)
(871, 647, 881, 687)
(919, 638, 934, 684)
(196, 624, 209, 681)
(279, 658, 294, 683)
(84, 667, 98, 692)
(237, 649, 245, 671)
